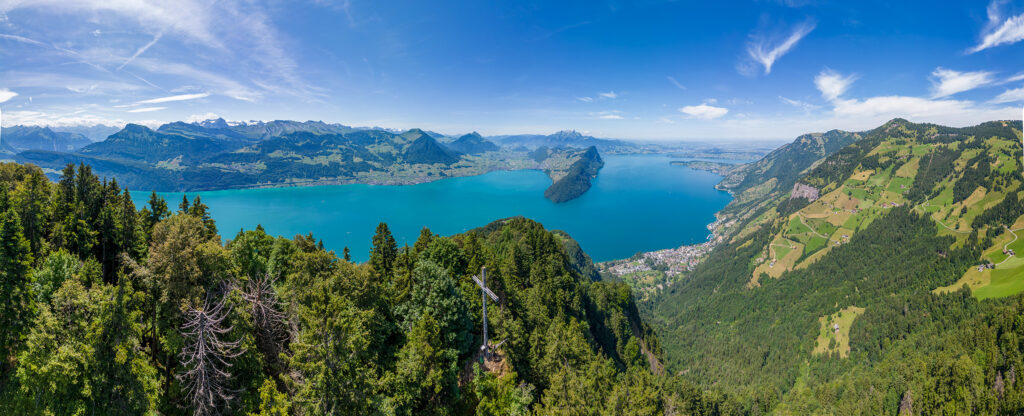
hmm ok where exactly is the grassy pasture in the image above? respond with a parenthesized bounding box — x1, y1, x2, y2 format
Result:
(813, 306, 865, 358)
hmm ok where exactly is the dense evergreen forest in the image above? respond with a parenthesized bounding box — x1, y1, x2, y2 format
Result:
(0, 161, 736, 415)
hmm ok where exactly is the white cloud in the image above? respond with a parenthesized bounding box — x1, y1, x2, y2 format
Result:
(815, 69, 857, 101)
(590, 110, 624, 120)
(186, 113, 221, 123)
(970, 1, 1024, 53)
(576, 96, 593, 103)
(827, 95, 1018, 129)
(930, 68, 995, 97)
(599, 91, 618, 99)
(132, 58, 261, 101)
(991, 87, 1024, 103)
(679, 103, 728, 119)
(1006, 73, 1024, 83)
(746, 20, 815, 75)
(127, 106, 166, 113)
(1, 110, 127, 128)
(0, 88, 17, 103)
(136, 92, 210, 104)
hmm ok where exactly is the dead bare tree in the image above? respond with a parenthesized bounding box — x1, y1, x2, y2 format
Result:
(242, 274, 289, 373)
(177, 290, 244, 416)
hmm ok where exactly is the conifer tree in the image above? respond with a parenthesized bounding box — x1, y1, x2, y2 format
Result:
(370, 222, 398, 280)
(0, 206, 34, 364)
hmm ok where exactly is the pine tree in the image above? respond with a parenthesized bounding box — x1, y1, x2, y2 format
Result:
(143, 191, 170, 233)
(0, 206, 35, 364)
(370, 222, 398, 280)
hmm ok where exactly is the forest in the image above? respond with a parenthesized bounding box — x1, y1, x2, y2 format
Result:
(0, 161, 735, 415)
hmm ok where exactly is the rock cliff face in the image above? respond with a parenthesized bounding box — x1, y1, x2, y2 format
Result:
(790, 182, 819, 202)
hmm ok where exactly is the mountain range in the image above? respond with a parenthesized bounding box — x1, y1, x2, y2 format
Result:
(9, 119, 606, 202)
(1, 125, 93, 153)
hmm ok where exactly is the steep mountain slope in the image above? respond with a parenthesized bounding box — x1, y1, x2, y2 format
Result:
(647, 119, 1024, 413)
(447, 132, 499, 154)
(0, 125, 92, 152)
(402, 132, 461, 165)
(713, 129, 862, 239)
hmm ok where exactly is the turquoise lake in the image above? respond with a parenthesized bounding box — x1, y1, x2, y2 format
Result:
(134, 154, 735, 263)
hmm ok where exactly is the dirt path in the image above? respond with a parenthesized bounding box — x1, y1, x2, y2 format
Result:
(914, 202, 972, 234)
(997, 226, 1024, 266)
(797, 213, 829, 239)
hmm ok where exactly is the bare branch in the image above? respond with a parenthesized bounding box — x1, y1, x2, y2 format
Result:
(177, 289, 244, 416)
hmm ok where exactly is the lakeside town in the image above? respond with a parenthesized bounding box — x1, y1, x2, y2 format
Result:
(598, 218, 727, 301)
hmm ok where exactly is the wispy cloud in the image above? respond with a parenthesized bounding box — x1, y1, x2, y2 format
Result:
(930, 68, 995, 97)
(780, 96, 819, 111)
(970, 1, 1024, 53)
(136, 92, 210, 104)
(745, 20, 815, 75)
(1, 0, 316, 100)
(667, 76, 686, 91)
(991, 87, 1024, 103)
(576, 96, 594, 103)
(679, 103, 728, 119)
(0, 88, 17, 103)
(2, 109, 128, 128)
(599, 91, 618, 99)
(590, 110, 624, 120)
(814, 69, 857, 101)
(127, 106, 166, 113)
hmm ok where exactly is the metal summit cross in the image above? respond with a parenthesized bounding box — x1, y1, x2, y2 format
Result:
(472, 266, 499, 356)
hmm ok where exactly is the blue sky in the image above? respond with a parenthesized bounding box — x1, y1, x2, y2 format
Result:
(0, 0, 1022, 140)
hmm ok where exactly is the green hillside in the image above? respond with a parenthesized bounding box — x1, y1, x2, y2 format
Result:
(647, 119, 1024, 413)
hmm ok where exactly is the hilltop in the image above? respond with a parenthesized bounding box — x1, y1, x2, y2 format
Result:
(638, 118, 1024, 413)
(446, 132, 500, 154)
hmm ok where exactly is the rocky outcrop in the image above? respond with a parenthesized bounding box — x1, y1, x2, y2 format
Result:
(791, 182, 819, 202)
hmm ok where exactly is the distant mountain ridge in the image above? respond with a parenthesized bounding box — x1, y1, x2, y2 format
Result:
(447, 132, 499, 154)
(14, 118, 604, 202)
(491, 129, 637, 153)
(0, 125, 93, 152)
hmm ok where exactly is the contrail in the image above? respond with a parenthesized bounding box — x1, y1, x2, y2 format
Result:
(118, 32, 163, 71)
